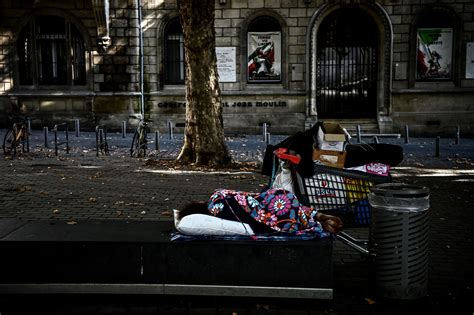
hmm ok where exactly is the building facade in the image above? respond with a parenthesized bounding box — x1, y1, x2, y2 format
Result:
(0, 0, 473, 136)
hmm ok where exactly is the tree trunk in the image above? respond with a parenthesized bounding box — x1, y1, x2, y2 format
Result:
(176, 0, 231, 167)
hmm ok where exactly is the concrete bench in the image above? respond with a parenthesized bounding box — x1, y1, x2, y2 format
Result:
(0, 219, 333, 299)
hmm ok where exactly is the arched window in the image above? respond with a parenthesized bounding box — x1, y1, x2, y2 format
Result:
(17, 15, 86, 86)
(164, 17, 185, 85)
(415, 8, 455, 81)
(247, 16, 282, 83)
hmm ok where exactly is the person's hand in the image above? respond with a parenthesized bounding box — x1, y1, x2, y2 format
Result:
(316, 213, 343, 234)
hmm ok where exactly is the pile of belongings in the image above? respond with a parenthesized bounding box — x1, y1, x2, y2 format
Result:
(262, 122, 403, 179)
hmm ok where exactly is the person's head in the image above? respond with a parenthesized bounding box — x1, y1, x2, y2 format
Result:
(175, 201, 208, 220)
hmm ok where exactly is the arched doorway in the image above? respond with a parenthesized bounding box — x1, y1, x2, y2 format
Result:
(316, 8, 378, 119)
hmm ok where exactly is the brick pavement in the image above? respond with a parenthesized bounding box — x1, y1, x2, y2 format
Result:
(0, 130, 474, 314)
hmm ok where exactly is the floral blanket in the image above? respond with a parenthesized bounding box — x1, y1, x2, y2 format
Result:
(207, 188, 329, 238)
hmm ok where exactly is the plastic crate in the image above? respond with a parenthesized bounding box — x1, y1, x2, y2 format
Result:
(303, 163, 391, 226)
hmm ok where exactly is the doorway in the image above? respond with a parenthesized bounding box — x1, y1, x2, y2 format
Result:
(316, 8, 378, 118)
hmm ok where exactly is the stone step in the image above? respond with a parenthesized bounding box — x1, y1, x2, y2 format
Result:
(320, 119, 379, 135)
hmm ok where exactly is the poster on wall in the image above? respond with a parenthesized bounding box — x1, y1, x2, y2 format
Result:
(216, 47, 236, 82)
(416, 28, 453, 80)
(466, 42, 474, 79)
(247, 32, 281, 82)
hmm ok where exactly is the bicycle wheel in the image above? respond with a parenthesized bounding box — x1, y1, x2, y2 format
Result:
(3, 129, 16, 156)
(130, 130, 140, 157)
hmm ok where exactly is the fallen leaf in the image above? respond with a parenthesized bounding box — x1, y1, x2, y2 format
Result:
(66, 220, 77, 225)
(89, 197, 97, 203)
(364, 297, 376, 305)
(52, 209, 60, 214)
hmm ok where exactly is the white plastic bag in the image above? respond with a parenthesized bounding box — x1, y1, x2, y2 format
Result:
(272, 161, 295, 193)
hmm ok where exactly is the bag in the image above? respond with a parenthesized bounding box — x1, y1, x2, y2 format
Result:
(261, 124, 320, 178)
(344, 143, 403, 168)
(271, 161, 295, 193)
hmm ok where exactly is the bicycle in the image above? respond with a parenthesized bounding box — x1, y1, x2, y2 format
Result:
(3, 115, 30, 156)
(130, 114, 150, 157)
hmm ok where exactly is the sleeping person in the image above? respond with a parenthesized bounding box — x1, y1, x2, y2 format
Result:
(175, 188, 343, 237)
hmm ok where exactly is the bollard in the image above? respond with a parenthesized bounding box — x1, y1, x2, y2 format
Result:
(66, 127, 70, 153)
(405, 125, 410, 144)
(99, 129, 105, 154)
(43, 127, 49, 148)
(435, 136, 440, 157)
(95, 126, 100, 157)
(54, 129, 58, 156)
(27, 118, 31, 135)
(266, 132, 270, 145)
(356, 125, 361, 143)
(54, 124, 70, 156)
(26, 118, 30, 153)
(455, 126, 460, 145)
(122, 121, 127, 138)
(75, 119, 80, 137)
(95, 125, 108, 156)
(155, 131, 159, 151)
(168, 121, 174, 140)
(263, 123, 268, 142)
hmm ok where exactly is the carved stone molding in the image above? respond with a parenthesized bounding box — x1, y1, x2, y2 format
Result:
(92, 0, 110, 52)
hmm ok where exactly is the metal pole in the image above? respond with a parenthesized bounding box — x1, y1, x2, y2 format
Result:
(263, 123, 267, 142)
(95, 126, 99, 157)
(99, 129, 104, 155)
(435, 136, 440, 157)
(356, 125, 361, 143)
(266, 132, 270, 145)
(54, 129, 58, 156)
(404, 125, 410, 144)
(155, 131, 159, 151)
(65, 125, 69, 153)
(122, 121, 127, 138)
(43, 127, 49, 148)
(26, 118, 30, 153)
(455, 126, 460, 145)
(75, 119, 80, 137)
(168, 121, 174, 140)
(137, 0, 145, 118)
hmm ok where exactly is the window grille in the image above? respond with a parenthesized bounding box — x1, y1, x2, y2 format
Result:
(316, 8, 378, 119)
(164, 18, 185, 85)
(17, 15, 86, 86)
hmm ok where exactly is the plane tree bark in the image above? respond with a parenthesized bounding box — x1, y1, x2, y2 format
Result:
(176, 0, 231, 167)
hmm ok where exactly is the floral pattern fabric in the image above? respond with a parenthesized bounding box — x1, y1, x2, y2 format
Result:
(208, 188, 328, 237)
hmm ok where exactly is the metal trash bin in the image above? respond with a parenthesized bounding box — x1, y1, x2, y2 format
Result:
(368, 183, 430, 299)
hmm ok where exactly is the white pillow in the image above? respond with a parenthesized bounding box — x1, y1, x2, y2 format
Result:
(174, 213, 255, 236)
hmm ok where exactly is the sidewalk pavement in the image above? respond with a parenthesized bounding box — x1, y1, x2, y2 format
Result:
(0, 129, 473, 314)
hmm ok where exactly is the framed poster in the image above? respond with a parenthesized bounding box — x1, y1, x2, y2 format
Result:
(216, 47, 236, 82)
(466, 42, 474, 79)
(247, 32, 281, 83)
(416, 28, 453, 80)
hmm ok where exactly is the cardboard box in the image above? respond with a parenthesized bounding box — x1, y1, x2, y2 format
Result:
(313, 149, 347, 169)
(317, 122, 346, 151)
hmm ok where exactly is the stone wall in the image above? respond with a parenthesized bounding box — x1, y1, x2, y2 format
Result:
(0, 0, 473, 136)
